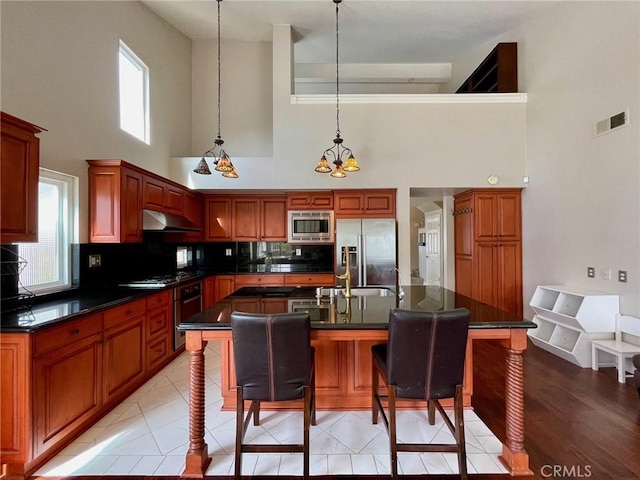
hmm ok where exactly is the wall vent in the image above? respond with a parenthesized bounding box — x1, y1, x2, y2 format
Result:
(594, 109, 629, 137)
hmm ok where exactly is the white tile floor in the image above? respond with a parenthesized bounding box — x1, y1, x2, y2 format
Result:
(35, 341, 508, 477)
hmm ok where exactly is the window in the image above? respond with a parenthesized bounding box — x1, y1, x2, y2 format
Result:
(119, 40, 149, 144)
(17, 169, 78, 294)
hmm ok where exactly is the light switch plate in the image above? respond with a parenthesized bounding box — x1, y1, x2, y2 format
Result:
(89, 254, 101, 268)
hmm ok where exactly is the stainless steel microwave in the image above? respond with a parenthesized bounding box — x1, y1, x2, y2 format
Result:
(287, 210, 334, 243)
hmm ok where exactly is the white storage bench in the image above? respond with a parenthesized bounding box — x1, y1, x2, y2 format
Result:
(591, 315, 640, 383)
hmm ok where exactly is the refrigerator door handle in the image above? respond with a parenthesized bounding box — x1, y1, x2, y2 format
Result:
(359, 234, 367, 287)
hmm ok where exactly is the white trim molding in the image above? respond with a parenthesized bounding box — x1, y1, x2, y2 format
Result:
(291, 93, 528, 105)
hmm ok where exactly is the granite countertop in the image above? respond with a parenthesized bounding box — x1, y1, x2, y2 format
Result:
(1, 287, 167, 333)
(178, 285, 536, 331)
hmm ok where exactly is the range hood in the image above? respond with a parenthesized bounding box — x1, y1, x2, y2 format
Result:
(142, 209, 200, 232)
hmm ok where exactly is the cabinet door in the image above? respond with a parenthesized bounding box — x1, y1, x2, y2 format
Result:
(215, 275, 236, 302)
(232, 197, 260, 240)
(363, 190, 396, 217)
(205, 197, 232, 241)
(142, 176, 166, 210)
(473, 242, 498, 308)
(262, 299, 288, 314)
(33, 333, 103, 456)
(453, 194, 473, 256)
(234, 274, 285, 288)
(231, 298, 262, 314)
(284, 273, 336, 286)
(121, 169, 143, 242)
(0, 114, 41, 243)
(496, 241, 522, 315)
(495, 192, 521, 240)
(474, 194, 497, 241)
(203, 277, 216, 309)
(334, 191, 364, 217)
(260, 196, 287, 241)
(165, 185, 185, 215)
(103, 316, 145, 404)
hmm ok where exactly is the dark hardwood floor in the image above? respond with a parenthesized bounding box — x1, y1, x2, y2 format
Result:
(29, 340, 640, 480)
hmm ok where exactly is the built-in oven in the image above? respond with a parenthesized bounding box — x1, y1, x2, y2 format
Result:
(288, 298, 335, 323)
(174, 280, 203, 349)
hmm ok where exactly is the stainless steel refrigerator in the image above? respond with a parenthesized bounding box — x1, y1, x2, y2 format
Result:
(335, 218, 397, 287)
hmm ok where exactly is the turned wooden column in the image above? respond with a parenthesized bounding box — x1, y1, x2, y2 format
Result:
(499, 330, 533, 476)
(181, 332, 211, 478)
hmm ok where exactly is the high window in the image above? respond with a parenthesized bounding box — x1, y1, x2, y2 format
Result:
(17, 169, 78, 294)
(119, 40, 150, 144)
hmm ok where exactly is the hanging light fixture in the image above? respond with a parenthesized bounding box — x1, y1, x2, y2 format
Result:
(315, 0, 359, 178)
(194, 0, 238, 178)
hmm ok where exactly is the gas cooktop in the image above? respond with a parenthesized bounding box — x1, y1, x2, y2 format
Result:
(119, 271, 202, 288)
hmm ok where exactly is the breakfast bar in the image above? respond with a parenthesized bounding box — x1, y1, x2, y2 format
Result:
(177, 285, 536, 477)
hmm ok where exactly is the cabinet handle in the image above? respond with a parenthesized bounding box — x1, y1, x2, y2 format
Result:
(71, 328, 80, 335)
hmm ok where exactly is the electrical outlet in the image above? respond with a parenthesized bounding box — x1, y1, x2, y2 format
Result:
(296, 248, 302, 256)
(618, 270, 628, 283)
(225, 248, 232, 257)
(587, 267, 595, 278)
(89, 254, 101, 268)
(600, 268, 611, 281)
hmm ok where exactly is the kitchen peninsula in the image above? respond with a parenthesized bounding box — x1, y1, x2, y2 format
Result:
(178, 285, 536, 477)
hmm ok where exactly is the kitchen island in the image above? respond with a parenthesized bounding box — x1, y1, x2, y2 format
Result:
(178, 285, 535, 477)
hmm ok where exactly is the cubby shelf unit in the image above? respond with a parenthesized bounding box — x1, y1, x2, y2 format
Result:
(528, 285, 619, 367)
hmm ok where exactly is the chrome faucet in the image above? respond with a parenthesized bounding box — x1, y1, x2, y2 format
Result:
(393, 267, 405, 300)
(336, 248, 353, 298)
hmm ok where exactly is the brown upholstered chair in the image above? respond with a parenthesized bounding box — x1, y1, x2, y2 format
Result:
(633, 354, 640, 397)
(230, 311, 316, 477)
(371, 308, 471, 479)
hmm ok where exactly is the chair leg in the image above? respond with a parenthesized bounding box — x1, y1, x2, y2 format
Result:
(311, 363, 317, 426)
(617, 354, 626, 383)
(388, 385, 398, 479)
(372, 357, 380, 424)
(303, 385, 311, 478)
(235, 387, 244, 478)
(253, 400, 261, 425)
(454, 385, 467, 480)
(427, 399, 436, 425)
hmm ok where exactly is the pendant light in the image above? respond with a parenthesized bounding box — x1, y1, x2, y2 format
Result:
(193, 0, 238, 178)
(315, 0, 359, 178)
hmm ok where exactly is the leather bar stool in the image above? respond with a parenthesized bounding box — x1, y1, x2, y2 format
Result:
(371, 308, 470, 479)
(230, 312, 316, 477)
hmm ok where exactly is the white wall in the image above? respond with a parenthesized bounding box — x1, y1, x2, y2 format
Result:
(1, 1, 192, 242)
(191, 40, 273, 157)
(511, 2, 639, 315)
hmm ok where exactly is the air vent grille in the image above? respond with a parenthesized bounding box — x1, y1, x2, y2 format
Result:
(594, 109, 629, 137)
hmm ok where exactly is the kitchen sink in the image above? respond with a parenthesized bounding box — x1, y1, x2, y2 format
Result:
(317, 287, 395, 298)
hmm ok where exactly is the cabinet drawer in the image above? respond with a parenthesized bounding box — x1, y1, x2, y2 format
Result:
(33, 314, 103, 357)
(234, 274, 285, 287)
(284, 273, 336, 286)
(146, 291, 171, 310)
(146, 307, 170, 339)
(104, 299, 145, 329)
(146, 335, 170, 371)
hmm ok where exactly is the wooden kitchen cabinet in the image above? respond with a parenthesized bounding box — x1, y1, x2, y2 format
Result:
(287, 191, 334, 210)
(454, 189, 522, 316)
(143, 175, 185, 215)
(87, 160, 143, 243)
(1, 112, 46, 243)
(145, 291, 172, 372)
(204, 196, 232, 241)
(33, 330, 103, 456)
(234, 274, 285, 288)
(103, 300, 146, 404)
(284, 273, 336, 287)
(231, 195, 287, 241)
(333, 189, 396, 218)
(204, 275, 237, 308)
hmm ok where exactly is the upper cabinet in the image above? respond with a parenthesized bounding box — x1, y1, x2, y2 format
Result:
(1, 112, 46, 243)
(333, 189, 396, 218)
(87, 159, 199, 243)
(142, 175, 184, 215)
(231, 195, 287, 241)
(287, 191, 334, 210)
(88, 160, 143, 243)
(204, 196, 232, 241)
(456, 43, 517, 94)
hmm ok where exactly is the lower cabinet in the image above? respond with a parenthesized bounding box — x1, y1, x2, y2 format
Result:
(0, 293, 179, 477)
(33, 332, 103, 456)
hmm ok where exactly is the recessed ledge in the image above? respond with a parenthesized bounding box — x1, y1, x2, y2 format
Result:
(291, 93, 528, 105)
